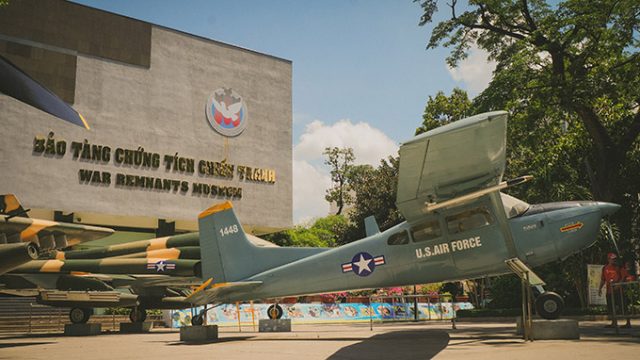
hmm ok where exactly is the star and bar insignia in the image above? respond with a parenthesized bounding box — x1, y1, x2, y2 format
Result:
(342, 252, 386, 277)
(146, 260, 176, 272)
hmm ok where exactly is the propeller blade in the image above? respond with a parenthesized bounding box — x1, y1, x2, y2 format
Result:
(604, 218, 620, 254)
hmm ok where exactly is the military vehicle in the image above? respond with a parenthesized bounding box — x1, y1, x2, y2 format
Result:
(2, 111, 620, 325)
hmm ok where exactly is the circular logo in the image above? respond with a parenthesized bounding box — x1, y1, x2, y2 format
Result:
(351, 252, 375, 277)
(206, 88, 248, 137)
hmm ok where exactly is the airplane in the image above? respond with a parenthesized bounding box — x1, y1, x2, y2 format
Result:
(1, 111, 620, 326)
(0, 194, 115, 275)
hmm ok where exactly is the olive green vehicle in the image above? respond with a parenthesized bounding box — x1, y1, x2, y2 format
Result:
(0, 194, 114, 275)
(2, 112, 621, 325)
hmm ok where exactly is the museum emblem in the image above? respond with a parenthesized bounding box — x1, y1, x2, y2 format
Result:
(206, 88, 248, 137)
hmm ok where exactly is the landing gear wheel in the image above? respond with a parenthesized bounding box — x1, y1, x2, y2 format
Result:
(129, 307, 147, 323)
(267, 304, 283, 320)
(191, 313, 204, 326)
(535, 291, 564, 320)
(69, 307, 93, 324)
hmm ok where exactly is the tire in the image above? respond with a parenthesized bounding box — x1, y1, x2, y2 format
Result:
(267, 304, 283, 320)
(69, 307, 92, 324)
(191, 314, 204, 326)
(129, 307, 147, 323)
(535, 291, 564, 320)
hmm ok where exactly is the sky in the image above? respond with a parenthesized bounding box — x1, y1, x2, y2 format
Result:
(73, 0, 495, 224)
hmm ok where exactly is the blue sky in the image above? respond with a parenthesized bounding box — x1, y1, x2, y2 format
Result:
(73, 0, 495, 222)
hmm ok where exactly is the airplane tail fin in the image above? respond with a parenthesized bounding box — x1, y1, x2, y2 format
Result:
(0, 194, 28, 218)
(198, 201, 259, 283)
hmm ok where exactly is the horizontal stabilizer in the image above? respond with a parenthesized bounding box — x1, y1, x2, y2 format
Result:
(185, 280, 262, 305)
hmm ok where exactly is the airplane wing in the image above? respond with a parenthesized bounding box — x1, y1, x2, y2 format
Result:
(0, 215, 114, 248)
(184, 281, 263, 305)
(0, 54, 90, 129)
(0, 194, 114, 249)
(396, 111, 508, 223)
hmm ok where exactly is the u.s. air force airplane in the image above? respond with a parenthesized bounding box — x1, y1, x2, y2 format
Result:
(3, 111, 620, 324)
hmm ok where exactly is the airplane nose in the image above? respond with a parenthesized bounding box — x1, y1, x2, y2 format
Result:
(596, 202, 621, 217)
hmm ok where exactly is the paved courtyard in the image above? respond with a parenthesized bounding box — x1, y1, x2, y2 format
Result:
(0, 321, 638, 359)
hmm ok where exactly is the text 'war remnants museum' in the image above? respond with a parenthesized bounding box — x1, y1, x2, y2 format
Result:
(0, 0, 293, 237)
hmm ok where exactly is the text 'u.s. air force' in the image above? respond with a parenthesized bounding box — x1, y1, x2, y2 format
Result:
(415, 236, 482, 259)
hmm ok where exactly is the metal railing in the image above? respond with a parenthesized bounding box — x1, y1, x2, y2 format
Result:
(368, 294, 458, 330)
(0, 297, 163, 334)
(609, 280, 640, 334)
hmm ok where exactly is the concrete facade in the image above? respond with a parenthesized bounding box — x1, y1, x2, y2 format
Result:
(0, 0, 292, 233)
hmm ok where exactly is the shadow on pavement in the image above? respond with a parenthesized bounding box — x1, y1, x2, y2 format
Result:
(0, 341, 54, 348)
(327, 329, 449, 360)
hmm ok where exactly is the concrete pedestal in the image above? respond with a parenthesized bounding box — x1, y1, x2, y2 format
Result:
(259, 319, 291, 332)
(179, 325, 218, 342)
(64, 323, 101, 336)
(120, 322, 152, 333)
(516, 317, 580, 340)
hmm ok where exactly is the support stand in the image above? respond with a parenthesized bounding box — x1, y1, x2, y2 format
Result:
(120, 322, 152, 333)
(259, 319, 291, 332)
(180, 325, 218, 342)
(64, 323, 101, 336)
(505, 258, 545, 342)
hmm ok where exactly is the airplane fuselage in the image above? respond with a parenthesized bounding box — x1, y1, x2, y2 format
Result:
(223, 198, 617, 302)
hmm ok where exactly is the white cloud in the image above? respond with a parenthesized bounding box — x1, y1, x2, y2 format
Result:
(292, 119, 398, 224)
(447, 46, 496, 95)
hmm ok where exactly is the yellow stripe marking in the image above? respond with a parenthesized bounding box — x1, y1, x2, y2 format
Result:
(146, 248, 180, 259)
(78, 112, 90, 130)
(191, 278, 213, 293)
(4, 195, 20, 213)
(20, 219, 58, 240)
(40, 260, 64, 272)
(147, 237, 169, 251)
(55, 251, 66, 260)
(198, 201, 233, 219)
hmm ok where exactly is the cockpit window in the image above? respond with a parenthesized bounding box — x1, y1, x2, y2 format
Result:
(501, 192, 530, 218)
(387, 231, 409, 245)
(410, 220, 442, 243)
(446, 207, 494, 234)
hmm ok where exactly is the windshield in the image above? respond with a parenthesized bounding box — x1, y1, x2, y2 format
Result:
(501, 193, 530, 218)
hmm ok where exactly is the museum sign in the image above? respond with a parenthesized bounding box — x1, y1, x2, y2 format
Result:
(33, 132, 276, 200)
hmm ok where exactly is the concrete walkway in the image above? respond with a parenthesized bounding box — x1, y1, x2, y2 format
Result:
(0, 321, 637, 359)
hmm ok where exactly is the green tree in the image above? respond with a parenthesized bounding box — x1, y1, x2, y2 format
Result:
(263, 215, 348, 248)
(342, 156, 404, 244)
(324, 147, 356, 215)
(417, 0, 640, 255)
(415, 87, 472, 135)
(416, 0, 640, 306)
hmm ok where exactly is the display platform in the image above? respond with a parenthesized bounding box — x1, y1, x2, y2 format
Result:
(516, 317, 580, 340)
(259, 319, 292, 332)
(179, 325, 218, 342)
(64, 323, 101, 336)
(120, 322, 152, 333)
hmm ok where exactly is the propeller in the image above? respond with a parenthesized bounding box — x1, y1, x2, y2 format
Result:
(602, 217, 620, 255)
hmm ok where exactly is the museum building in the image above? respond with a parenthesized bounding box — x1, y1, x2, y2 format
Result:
(0, 0, 293, 238)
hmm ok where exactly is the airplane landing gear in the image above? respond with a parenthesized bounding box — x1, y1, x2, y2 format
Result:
(69, 307, 93, 324)
(129, 307, 147, 323)
(191, 313, 204, 326)
(535, 291, 564, 320)
(267, 304, 283, 319)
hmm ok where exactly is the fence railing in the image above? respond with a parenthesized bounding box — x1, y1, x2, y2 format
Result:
(609, 280, 640, 334)
(368, 294, 459, 330)
(0, 297, 163, 334)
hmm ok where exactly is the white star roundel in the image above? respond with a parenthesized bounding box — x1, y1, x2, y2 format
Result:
(341, 252, 386, 277)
